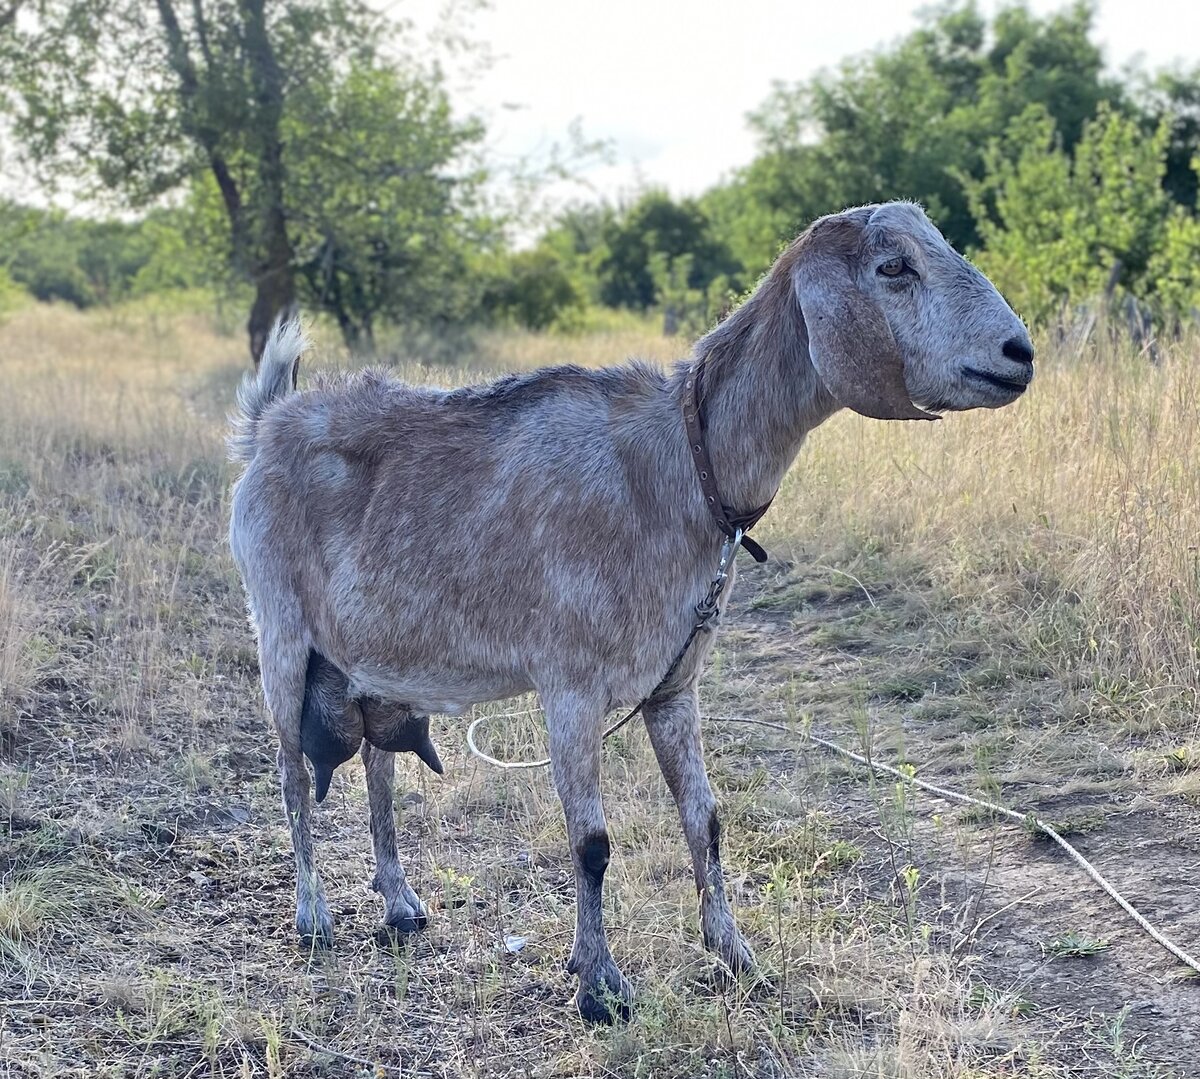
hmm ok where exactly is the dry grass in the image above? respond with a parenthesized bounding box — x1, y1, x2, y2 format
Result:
(0, 302, 1197, 1077)
(766, 329, 1200, 737)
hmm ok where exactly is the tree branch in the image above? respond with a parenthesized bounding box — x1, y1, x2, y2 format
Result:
(0, 1, 22, 32)
(190, 0, 214, 71)
(154, 0, 243, 255)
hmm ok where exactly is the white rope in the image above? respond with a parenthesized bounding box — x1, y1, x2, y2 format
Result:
(466, 708, 638, 770)
(722, 714, 1200, 976)
(464, 708, 1200, 975)
(466, 711, 550, 770)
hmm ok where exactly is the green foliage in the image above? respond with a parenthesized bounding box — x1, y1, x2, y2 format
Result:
(966, 105, 1199, 325)
(1136, 66, 1200, 211)
(648, 253, 739, 338)
(703, 2, 1200, 328)
(1147, 199, 1200, 325)
(4, 0, 1200, 339)
(0, 267, 28, 321)
(592, 192, 739, 311)
(0, 0, 490, 354)
(127, 212, 217, 297)
(525, 193, 741, 330)
(284, 60, 488, 350)
(0, 201, 208, 308)
(1, 207, 97, 307)
(480, 248, 584, 332)
(709, 1, 1114, 277)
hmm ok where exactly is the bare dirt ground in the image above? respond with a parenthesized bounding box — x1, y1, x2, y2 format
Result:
(3, 550, 1196, 1077)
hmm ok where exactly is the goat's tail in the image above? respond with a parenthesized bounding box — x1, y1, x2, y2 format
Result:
(227, 317, 308, 464)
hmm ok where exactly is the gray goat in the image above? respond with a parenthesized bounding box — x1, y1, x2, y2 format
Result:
(228, 201, 1033, 1023)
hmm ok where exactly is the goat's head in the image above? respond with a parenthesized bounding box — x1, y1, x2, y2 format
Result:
(787, 201, 1033, 420)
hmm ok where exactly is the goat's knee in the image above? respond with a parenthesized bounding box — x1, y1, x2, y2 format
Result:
(576, 831, 610, 889)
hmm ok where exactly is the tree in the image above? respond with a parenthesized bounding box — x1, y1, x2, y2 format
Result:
(709, 1, 1115, 275)
(266, 59, 485, 351)
(965, 104, 1195, 325)
(0, 1, 483, 362)
(1136, 67, 1200, 212)
(0, 200, 196, 306)
(480, 248, 583, 332)
(1147, 189, 1200, 326)
(592, 192, 739, 311)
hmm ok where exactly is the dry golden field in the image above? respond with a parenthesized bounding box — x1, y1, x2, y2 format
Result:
(1, 301, 1198, 1078)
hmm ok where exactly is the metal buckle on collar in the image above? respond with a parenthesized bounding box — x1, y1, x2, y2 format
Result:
(695, 528, 741, 624)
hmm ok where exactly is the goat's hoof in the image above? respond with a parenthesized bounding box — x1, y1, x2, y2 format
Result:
(299, 932, 333, 951)
(576, 964, 633, 1025)
(375, 911, 428, 943)
(297, 922, 335, 951)
(703, 918, 756, 978)
(296, 901, 335, 950)
(714, 934, 757, 978)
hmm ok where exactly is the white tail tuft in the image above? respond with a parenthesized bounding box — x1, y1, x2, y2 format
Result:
(228, 317, 310, 463)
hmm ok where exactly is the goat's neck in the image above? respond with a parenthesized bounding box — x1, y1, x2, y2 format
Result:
(687, 268, 840, 514)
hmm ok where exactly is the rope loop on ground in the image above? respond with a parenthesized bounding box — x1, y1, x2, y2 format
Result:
(465, 708, 1200, 976)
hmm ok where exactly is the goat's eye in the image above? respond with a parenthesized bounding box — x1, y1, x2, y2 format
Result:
(878, 258, 908, 277)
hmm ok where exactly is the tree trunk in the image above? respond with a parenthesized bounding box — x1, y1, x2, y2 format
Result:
(248, 262, 297, 366)
(332, 303, 374, 356)
(241, 0, 296, 367)
(157, 0, 291, 366)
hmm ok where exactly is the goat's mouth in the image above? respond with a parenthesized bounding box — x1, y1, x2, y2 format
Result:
(962, 366, 1030, 396)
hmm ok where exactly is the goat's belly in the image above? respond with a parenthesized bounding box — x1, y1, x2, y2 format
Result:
(346, 663, 534, 717)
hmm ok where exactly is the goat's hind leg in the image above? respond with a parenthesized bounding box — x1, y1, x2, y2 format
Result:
(642, 686, 754, 975)
(260, 635, 335, 948)
(361, 740, 429, 939)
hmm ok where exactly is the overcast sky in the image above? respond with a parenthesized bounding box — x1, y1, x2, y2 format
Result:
(401, 0, 1200, 206)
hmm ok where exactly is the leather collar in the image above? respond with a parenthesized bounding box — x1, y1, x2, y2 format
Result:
(681, 361, 772, 563)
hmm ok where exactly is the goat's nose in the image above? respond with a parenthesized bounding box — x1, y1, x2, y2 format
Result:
(1002, 336, 1034, 365)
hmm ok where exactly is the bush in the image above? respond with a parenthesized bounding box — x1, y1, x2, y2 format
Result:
(966, 104, 1200, 326)
(481, 249, 584, 331)
(0, 267, 29, 321)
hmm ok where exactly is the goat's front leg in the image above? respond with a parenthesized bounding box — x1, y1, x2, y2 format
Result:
(642, 685, 754, 974)
(544, 691, 633, 1024)
(361, 741, 428, 938)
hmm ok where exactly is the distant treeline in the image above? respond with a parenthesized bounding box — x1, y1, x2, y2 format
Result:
(0, 205, 204, 309)
(3, 2, 1199, 347)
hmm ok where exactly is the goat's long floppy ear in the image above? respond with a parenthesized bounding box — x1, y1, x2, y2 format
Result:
(792, 237, 938, 421)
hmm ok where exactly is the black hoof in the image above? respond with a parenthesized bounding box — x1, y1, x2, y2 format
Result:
(298, 928, 334, 951)
(577, 986, 633, 1025)
(375, 911, 427, 944)
(296, 905, 335, 951)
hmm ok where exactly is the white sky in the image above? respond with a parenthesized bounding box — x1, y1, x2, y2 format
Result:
(401, 0, 1200, 207)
